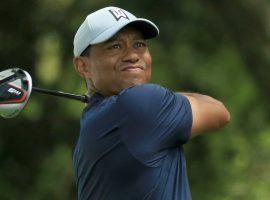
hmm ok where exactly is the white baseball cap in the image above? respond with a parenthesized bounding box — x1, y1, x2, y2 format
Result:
(73, 6, 159, 56)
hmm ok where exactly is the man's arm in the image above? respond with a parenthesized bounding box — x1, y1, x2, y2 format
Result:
(181, 93, 230, 138)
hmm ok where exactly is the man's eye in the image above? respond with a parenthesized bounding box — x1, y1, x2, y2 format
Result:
(108, 44, 121, 49)
(135, 42, 146, 48)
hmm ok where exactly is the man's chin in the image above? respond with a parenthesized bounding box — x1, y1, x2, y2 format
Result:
(95, 80, 149, 96)
(121, 79, 148, 90)
(107, 78, 150, 95)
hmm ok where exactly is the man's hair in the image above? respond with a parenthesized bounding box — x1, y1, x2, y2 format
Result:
(79, 45, 91, 96)
(80, 45, 91, 57)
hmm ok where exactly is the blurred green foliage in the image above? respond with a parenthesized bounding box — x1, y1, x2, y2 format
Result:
(0, 0, 270, 199)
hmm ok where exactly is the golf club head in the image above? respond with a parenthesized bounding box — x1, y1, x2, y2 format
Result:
(0, 68, 32, 118)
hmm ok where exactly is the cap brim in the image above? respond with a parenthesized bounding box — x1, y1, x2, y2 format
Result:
(90, 18, 159, 45)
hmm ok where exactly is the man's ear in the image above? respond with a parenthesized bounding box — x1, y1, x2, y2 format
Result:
(73, 56, 92, 79)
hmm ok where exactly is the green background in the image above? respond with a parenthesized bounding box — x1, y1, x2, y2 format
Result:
(0, 0, 270, 199)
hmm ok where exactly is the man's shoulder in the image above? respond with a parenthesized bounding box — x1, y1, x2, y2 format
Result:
(116, 83, 190, 115)
(122, 83, 164, 91)
(116, 83, 176, 114)
(118, 83, 167, 99)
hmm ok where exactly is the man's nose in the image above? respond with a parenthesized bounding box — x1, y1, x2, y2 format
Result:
(122, 47, 139, 63)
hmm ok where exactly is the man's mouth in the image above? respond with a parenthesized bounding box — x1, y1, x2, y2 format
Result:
(121, 66, 144, 72)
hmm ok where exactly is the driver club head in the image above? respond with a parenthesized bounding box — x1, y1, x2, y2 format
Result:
(0, 68, 32, 118)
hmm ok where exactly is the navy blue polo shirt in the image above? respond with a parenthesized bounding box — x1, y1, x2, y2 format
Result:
(72, 83, 193, 200)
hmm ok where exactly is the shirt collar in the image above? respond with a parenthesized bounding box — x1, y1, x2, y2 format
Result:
(89, 92, 105, 105)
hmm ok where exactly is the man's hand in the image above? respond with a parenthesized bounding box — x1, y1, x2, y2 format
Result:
(181, 93, 230, 138)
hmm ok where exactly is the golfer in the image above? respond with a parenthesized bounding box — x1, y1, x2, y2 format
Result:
(72, 6, 230, 200)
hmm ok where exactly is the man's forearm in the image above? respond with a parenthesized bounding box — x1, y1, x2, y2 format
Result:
(180, 92, 224, 105)
(178, 92, 230, 138)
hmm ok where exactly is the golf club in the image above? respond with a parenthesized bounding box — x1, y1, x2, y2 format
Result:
(0, 68, 88, 118)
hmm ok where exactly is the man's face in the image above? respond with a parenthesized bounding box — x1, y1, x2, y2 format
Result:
(82, 26, 152, 96)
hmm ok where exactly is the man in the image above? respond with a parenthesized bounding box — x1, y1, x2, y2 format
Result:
(72, 6, 230, 200)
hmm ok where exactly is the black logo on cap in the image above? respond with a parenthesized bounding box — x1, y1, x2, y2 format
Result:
(109, 9, 130, 21)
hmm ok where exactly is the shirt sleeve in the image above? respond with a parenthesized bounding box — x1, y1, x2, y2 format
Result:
(116, 84, 192, 166)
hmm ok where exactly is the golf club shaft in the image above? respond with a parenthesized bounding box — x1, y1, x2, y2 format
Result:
(32, 87, 88, 103)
